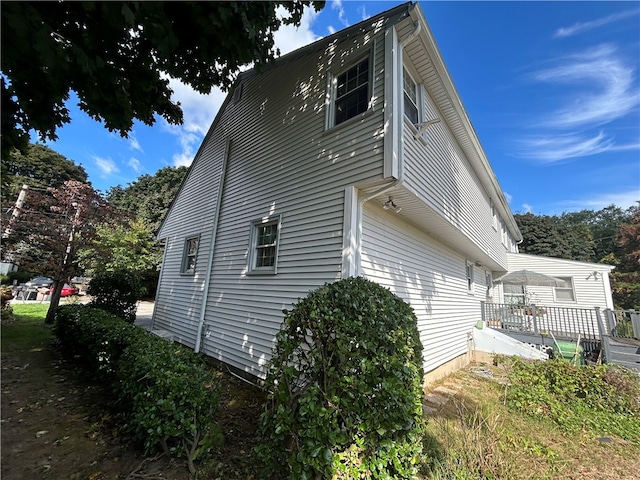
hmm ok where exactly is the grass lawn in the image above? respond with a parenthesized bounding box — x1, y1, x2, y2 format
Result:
(1, 303, 51, 352)
(421, 360, 640, 479)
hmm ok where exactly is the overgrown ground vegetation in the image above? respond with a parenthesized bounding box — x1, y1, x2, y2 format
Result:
(2, 304, 639, 479)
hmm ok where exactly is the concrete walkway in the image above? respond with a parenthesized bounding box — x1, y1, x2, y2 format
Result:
(134, 301, 154, 330)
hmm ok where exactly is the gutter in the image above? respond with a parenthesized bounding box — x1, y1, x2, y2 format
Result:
(194, 138, 231, 353)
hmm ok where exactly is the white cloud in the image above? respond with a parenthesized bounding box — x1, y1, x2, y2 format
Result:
(357, 5, 369, 22)
(554, 9, 638, 38)
(557, 190, 639, 212)
(162, 80, 226, 167)
(128, 157, 142, 173)
(274, 5, 321, 55)
(331, 0, 349, 27)
(522, 203, 533, 214)
(503, 191, 513, 203)
(516, 130, 614, 162)
(532, 44, 638, 129)
(128, 133, 142, 153)
(93, 156, 119, 176)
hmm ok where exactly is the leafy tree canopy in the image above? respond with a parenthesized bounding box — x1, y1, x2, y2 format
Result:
(515, 204, 639, 308)
(514, 212, 594, 262)
(1, 180, 112, 323)
(106, 166, 188, 232)
(610, 205, 640, 309)
(1, 143, 88, 205)
(1, 1, 324, 159)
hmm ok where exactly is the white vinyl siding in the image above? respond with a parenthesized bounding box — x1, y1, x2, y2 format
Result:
(153, 27, 389, 378)
(504, 252, 614, 310)
(153, 127, 228, 348)
(361, 203, 483, 375)
(398, 16, 519, 267)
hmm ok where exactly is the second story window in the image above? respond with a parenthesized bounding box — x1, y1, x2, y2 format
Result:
(403, 68, 419, 124)
(334, 57, 369, 126)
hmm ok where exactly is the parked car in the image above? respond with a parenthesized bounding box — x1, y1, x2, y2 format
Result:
(25, 276, 54, 288)
(49, 284, 79, 297)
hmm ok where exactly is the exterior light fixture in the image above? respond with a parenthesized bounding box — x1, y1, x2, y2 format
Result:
(382, 196, 402, 214)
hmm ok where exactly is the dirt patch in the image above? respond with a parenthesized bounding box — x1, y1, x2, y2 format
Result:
(1, 325, 266, 479)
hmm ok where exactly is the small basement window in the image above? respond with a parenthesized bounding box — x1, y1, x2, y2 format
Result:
(248, 215, 282, 274)
(181, 236, 199, 274)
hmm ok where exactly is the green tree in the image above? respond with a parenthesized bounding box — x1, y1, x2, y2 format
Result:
(2, 180, 111, 323)
(610, 205, 640, 309)
(560, 205, 633, 263)
(106, 166, 187, 232)
(78, 217, 162, 297)
(516, 212, 594, 262)
(1, 1, 324, 159)
(1, 143, 88, 205)
(515, 213, 569, 259)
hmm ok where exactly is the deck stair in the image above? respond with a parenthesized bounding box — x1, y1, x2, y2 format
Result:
(606, 337, 640, 371)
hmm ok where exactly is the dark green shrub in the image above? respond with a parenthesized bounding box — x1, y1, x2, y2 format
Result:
(256, 277, 425, 479)
(54, 305, 222, 473)
(87, 270, 144, 323)
(5, 270, 34, 285)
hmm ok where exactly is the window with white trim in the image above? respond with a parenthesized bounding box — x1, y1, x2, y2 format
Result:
(466, 262, 474, 293)
(248, 216, 281, 274)
(554, 277, 576, 302)
(181, 236, 199, 274)
(491, 199, 497, 230)
(334, 57, 370, 126)
(403, 68, 419, 124)
(485, 271, 493, 299)
(503, 283, 525, 305)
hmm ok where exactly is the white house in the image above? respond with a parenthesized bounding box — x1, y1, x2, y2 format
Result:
(499, 252, 615, 311)
(151, 2, 612, 383)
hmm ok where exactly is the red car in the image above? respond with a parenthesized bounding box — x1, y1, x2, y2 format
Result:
(48, 284, 79, 297)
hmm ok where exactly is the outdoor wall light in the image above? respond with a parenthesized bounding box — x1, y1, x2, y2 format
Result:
(382, 196, 402, 214)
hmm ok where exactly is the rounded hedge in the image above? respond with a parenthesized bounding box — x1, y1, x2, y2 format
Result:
(87, 270, 144, 323)
(257, 277, 425, 479)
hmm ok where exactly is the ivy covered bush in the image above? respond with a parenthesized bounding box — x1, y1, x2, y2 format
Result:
(87, 270, 144, 323)
(54, 305, 221, 473)
(256, 277, 426, 479)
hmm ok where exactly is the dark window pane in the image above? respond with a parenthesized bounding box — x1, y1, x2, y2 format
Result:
(335, 58, 369, 125)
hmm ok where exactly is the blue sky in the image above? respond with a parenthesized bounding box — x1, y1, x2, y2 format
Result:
(43, 1, 639, 216)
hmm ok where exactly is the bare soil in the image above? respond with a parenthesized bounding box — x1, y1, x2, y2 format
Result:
(1, 321, 266, 479)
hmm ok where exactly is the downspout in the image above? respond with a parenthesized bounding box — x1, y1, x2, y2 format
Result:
(354, 20, 421, 275)
(194, 138, 231, 353)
